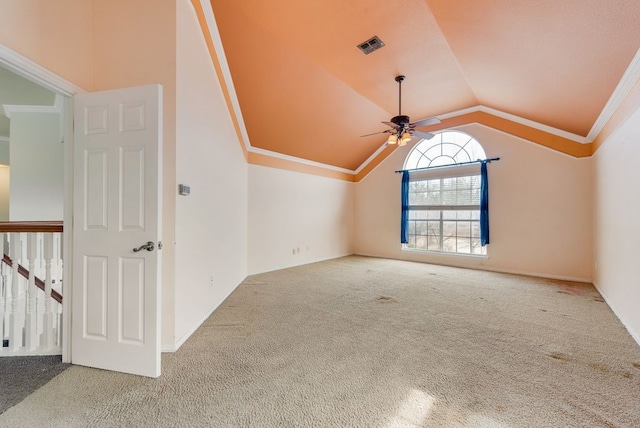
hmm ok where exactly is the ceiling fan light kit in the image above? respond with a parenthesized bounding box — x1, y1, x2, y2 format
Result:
(361, 75, 441, 146)
(401, 132, 412, 143)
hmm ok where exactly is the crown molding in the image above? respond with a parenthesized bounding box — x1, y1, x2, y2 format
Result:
(354, 142, 389, 175)
(197, 0, 252, 154)
(587, 47, 640, 141)
(437, 105, 590, 144)
(249, 146, 355, 175)
(3, 92, 63, 119)
(2, 94, 65, 143)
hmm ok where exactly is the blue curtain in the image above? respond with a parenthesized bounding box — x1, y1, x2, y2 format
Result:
(480, 162, 490, 246)
(401, 171, 410, 244)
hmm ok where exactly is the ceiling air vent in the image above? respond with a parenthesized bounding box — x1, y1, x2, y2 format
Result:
(357, 36, 385, 55)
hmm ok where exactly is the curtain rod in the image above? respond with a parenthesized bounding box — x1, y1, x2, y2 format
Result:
(395, 157, 501, 174)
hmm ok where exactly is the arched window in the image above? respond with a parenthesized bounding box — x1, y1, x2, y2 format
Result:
(403, 131, 487, 255)
(404, 131, 486, 170)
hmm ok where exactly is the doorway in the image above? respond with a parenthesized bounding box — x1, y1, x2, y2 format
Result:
(0, 45, 79, 363)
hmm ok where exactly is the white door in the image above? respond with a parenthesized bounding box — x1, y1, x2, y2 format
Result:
(72, 84, 162, 378)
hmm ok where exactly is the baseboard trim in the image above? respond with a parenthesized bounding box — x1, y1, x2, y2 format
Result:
(592, 279, 640, 347)
(161, 279, 245, 353)
(248, 252, 354, 276)
(354, 252, 592, 283)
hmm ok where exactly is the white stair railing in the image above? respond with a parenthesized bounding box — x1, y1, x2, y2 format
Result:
(0, 222, 63, 356)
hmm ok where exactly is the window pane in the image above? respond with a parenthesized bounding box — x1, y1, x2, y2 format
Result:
(443, 211, 457, 220)
(427, 180, 441, 191)
(406, 150, 424, 169)
(457, 189, 472, 204)
(442, 143, 461, 158)
(456, 176, 471, 189)
(427, 211, 441, 220)
(428, 235, 440, 251)
(424, 145, 442, 161)
(458, 211, 471, 220)
(442, 237, 457, 252)
(427, 191, 441, 205)
(471, 222, 481, 238)
(409, 210, 429, 220)
(442, 178, 456, 191)
(457, 221, 471, 238)
(457, 237, 471, 254)
(443, 221, 456, 238)
(427, 221, 440, 236)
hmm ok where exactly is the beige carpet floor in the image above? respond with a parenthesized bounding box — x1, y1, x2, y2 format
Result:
(1, 256, 639, 427)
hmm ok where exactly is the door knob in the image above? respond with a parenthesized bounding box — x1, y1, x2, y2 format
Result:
(133, 241, 155, 252)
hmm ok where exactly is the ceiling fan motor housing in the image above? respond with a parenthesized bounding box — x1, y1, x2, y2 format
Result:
(391, 115, 410, 126)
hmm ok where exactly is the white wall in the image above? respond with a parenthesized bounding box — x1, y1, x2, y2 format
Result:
(0, 140, 10, 220)
(9, 112, 63, 220)
(248, 165, 354, 275)
(173, 0, 248, 349)
(0, 0, 93, 90)
(0, 166, 9, 220)
(355, 124, 592, 281)
(0, 139, 10, 165)
(593, 106, 640, 344)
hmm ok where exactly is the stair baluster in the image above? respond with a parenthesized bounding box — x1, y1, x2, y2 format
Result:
(24, 233, 38, 351)
(42, 233, 55, 349)
(8, 232, 22, 351)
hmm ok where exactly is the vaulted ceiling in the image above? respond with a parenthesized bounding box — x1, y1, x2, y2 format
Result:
(211, 0, 640, 171)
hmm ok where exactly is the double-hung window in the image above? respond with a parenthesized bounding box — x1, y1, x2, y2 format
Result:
(403, 131, 487, 256)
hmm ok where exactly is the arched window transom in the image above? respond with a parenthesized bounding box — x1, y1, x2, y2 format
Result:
(404, 131, 486, 170)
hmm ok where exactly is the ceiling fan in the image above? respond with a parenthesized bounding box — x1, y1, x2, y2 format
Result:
(361, 75, 441, 146)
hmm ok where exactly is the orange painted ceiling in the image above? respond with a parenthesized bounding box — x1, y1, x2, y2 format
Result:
(210, 0, 640, 171)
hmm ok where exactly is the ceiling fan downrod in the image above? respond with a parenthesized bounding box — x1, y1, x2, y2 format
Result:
(391, 75, 410, 127)
(396, 75, 405, 116)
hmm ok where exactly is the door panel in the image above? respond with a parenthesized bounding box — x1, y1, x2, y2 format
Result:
(72, 84, 162, 378)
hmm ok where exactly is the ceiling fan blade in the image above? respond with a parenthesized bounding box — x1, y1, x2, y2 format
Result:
(381, 121, 397, 128)
(360, 129, 392, 138)
(411, 117, 441, 127)
(412, 130, 436, 140)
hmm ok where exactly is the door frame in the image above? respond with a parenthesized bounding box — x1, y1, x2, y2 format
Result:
(0, 43, 85, 362)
